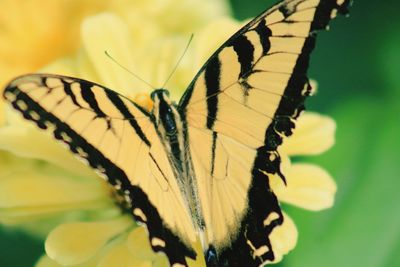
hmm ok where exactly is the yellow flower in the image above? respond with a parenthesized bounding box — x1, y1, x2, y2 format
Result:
(0, 0, 111, 127)
(0, 5, 336, 267)
(0, 95, 4, 126)
(0, 0, 104, 88)
(0, 0, 229, 86)
(0, 0, 229, 125)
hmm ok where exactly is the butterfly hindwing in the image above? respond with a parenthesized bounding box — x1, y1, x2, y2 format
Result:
(3, 74, 197, 266)
(188, 126, 283, 265)
(180, 0, 350, 266)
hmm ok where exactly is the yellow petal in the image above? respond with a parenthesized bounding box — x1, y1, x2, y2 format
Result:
(0, 0, 115, 88)
(98, 242, 151, 267)
(126, 227, 158, 261)
(0, 202, 121, 228)
(0, 163, 117, 226)
(269, 212, 298, 263)
(36, 255, 62, 267)
(127, 228, 205, 267)
(36, 253, 100, 267)
(0, 151, 35, 177)
(152, 256, 170, 267)
(279, 112, 336, 156)
(272, 163, 337, 211)
(45, 216, 133, 266)
(187, 240, 206, 267)
(0, 159, 119, 226)
(194, 18, 240, 67)
(139, 36, 193, 97)
(0, 121, 97, 178)
(0, 96, 5, 127)
(40, 56, 79, 77)
(118, 0, 230, 35)
(81, 13, 138, 95)
(0, 163, 109, 209)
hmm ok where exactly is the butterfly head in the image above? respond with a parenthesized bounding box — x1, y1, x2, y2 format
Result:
(151, 89, 181, 137)
(150, 89, 169, 102)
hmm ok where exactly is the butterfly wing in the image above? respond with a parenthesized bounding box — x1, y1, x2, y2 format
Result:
(180, 0, 350, 266)
(3, 74, 197, 266)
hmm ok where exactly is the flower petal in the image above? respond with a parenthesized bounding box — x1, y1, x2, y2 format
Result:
(0, 120, 98, 178)
(98, 242, 151, 267)
(36, 253, 100, 267)
(127, 227, 206, 266)
(0, 153, 117, 228)
(0, 150, 33, 176)
(269, 212, 298, 263)
(45, 217, 133, 266)
(0, 96, 5, 127)
(152, 257, 170, 267)
(35, 255, 62, 267)
(187, 240, 207, 267)
(193, 18, 240, 67)
(81, 13, 138, 95)
(0, 0, 118, 88)
(126, 227, 158, 261)
(279, 112, 336, 156)
(40, 56, 79, 78)
(120, 0, 230, 35)
(0, 164, 109, 209)
(273, 163, 337, 211)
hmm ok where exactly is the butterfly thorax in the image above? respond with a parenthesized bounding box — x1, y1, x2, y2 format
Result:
(151, 90, 181, 151)
(151, 89, 206, 231)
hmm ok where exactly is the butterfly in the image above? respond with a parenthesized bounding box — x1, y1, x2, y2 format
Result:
(3, 0, 350, 266)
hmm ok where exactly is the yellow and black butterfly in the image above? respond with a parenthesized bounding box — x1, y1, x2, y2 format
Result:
(3, 0, 350, 266)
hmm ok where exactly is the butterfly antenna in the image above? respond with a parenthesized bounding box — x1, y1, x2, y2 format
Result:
(161, 34, 194, 89)
(104, 51, 156, 90)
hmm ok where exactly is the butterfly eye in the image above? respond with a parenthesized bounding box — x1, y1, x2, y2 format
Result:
(150, 91, 157, 101)
(163, 90, 170, 98)
(151, 89, 170, 101)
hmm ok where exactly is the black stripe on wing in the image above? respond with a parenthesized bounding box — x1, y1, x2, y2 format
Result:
(3, 82, 196, 266)
(80, 83, 107, 118)
(104, 89, 151, 146)
(208, 167, 283, 267)
(232, 35, 255, 77)
(254, 20, 273, 55)
(205, 57, 221, 129)
(264, 0, 351, 151)
(62, 80, 82, 107)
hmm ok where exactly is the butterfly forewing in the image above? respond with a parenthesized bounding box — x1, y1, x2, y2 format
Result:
(181, 0, 349, 148)
(3, 74, 197, 266)
(180, 0, 350, 265)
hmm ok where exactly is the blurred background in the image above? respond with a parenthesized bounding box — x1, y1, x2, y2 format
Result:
(1, 0, 399, 266)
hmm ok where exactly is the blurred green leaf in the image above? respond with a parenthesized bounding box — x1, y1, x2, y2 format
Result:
(282, 98, 400, 267)
(379, 29, 400, 96)
(230, 0, 272, 19)
(0, 226, 43, 267)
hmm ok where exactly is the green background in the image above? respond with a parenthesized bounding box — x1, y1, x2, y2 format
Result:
(1, 0, 400, 266)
